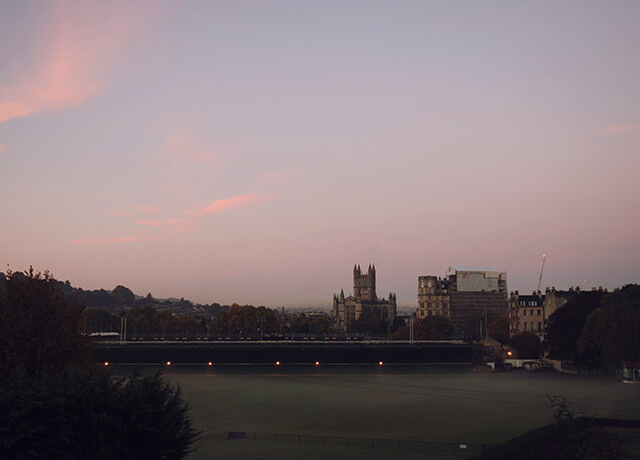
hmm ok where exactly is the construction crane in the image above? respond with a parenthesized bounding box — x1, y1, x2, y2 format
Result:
(537, 254, 547, 293)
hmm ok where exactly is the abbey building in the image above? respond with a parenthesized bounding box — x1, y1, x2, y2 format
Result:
(332, 264, 397, 331)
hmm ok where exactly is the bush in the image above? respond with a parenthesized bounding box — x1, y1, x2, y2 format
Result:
(0, 370, 200, 459)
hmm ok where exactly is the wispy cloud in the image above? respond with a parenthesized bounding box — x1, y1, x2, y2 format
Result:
(135, 205, 161, 214)
(254, 169, 304, 188)
(108, 205, 161, 216)
(78, 190, 276, 245)
(73, 236, 138, 246)
(135, 218, 196, 236)
(601, 123, 640, 135)
(0, 144, 6, 153)
(189, 193, 274, 217)
(0, 2, 146, 124)
(73, 218, 196, 246)
(166, 126, 224, 170)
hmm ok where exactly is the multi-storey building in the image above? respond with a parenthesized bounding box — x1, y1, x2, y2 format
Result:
(417, 266, 508, 339)
(508, 287, 575, 341)
(508, 291, 546, 340)
(333, 264, 397, 331)
(417, 275, 450, 317)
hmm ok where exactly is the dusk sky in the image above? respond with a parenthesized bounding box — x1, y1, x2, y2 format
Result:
(1, 1, 639, 308)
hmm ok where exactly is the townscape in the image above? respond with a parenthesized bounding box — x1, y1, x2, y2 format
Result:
(2, 1, 640, 458)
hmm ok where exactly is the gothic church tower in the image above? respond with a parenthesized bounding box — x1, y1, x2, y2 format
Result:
(353, 264, 377, 302)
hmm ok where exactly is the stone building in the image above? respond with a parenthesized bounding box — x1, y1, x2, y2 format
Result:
(333, 264, 397, 331)
(417, 275, 451, 317)
(508, 287, 575, 341)
(417, 266, 508, 339)
(508, 291, 546, 340)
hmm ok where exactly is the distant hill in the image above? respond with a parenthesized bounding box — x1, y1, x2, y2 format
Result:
(0, 271, 228, 318)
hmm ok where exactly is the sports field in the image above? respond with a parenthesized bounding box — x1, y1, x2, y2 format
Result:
(153, 366, 640, 459)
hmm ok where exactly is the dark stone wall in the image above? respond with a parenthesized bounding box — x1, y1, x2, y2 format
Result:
(94, 342, 473, 365)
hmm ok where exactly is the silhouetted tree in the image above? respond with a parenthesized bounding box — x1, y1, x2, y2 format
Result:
(350, 314, 385, 336)
(510, 333, 541, 359)
(421, 316, 454, 340)
(391, 316, 452, 340)
(112, 285, 135, 306)
(0, 268, 91, 379)
(0, 268, 200, 459)
(578, 284, 640, 373)
(0, 370, 200, 459)
(288, 314, 310, 333)
(545, 291, 603, 365)
(82, 307, 119, 334)
(309, 316, 335, 334)
(488, 316, 509, 344)
(152, 309, 177, 334)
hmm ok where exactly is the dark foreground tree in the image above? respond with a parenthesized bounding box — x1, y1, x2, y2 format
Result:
(0, 370, 200, 460)
(0, 268, 91, 379)
(0, 268, 200, 459)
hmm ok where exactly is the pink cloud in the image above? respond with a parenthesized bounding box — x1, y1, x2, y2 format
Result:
(0, 144, 6, 152)
(73, 236, 138, 246)
(0, 2, 146, 124)
(108, 210, 133, 217)
(73, 218, 196, 246)
(135, 218, 196, 236)
(601, 123, 640, 135)
(254, 169, 304, 188)
(190, 193, 274, 217)
(135, 205, 161, 213)
(166, 126, 224, 170)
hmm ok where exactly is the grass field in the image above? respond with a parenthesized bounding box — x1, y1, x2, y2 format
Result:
(142, 366, 640, 459)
